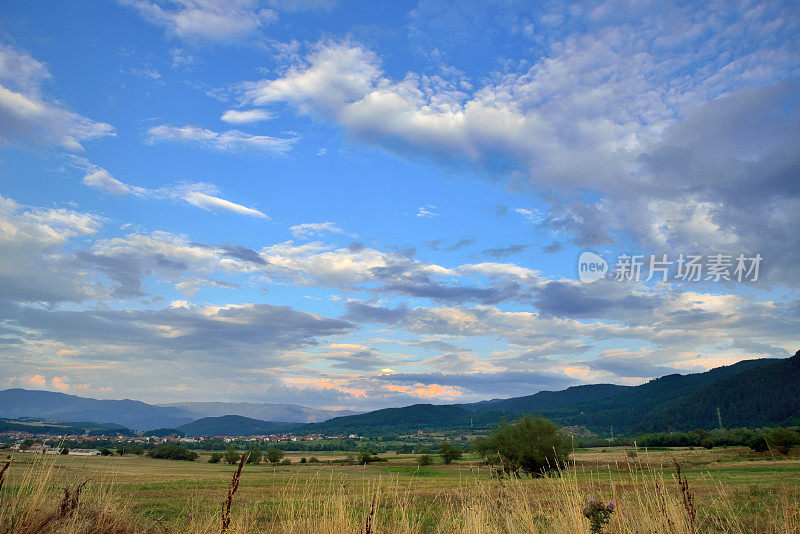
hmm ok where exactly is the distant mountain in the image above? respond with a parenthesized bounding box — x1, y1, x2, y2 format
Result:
(177, 415, 299, 436)
(3, 352, 795, 436)
(0, 389, 196, 431)
(300, 355, 791, 436)
(162, 401, 358, 423)
(0, 390, 357, 431)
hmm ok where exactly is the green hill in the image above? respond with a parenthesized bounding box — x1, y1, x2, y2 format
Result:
(300, 355, 789, 436)
(638, 350, 800, 431)
(176, 415, 299, 436)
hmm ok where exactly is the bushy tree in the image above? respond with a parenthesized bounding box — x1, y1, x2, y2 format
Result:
(767, 427, 800, 455)
(748, 434, 769, 452)
(224, 445, 240, 465)
(438, 442, 463, 464)
(417, 454, 433, 466)
(701, 438, 715, 449)
(245, 445, 263, 464)
(147, 444, 198, 461)
(208, 453, 222, 463)
(99, 448, 113, 456)
(471, 415, 571, 477)
(266, 446, 284, 464)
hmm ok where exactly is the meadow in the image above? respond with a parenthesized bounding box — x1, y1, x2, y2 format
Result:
(1, 447, 799, 533)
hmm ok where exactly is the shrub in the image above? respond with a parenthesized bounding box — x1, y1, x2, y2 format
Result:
(266, 447, 284, 464)
(471, 415, 571, 477)
(701, 438, 715, 449)
(583, 499, 615, 534)
(309, 456, 320, 463)
(208, 453, 222, 464)
(766, 427, 800, 455)
(418, 454, 433, 466)
(224, 446, 241, 465)
(438, 442, 463, 464)
(147, 444, 198, 461)
(300, 457, 307, 463)
(99, 448, 113, 456)
(748, 435, 769, 452)
(60, 447, 69, 455)
(245, 446, 263, 465)
(280, 458, 292, 465)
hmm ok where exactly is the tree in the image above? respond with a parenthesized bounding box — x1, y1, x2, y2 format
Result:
(471, 415, 571, 477)
(748, 434, 769, 452)
(60, 447, 69, 455)
(417, 454, 432, 466)
(266, 446, 284, 464)
(224, 445, 240, 465)
(766, 427, 800, 455)
(701, 438, 715, 449)
(438, 442, 463, 464)
(147, 444, 198, 461)
(99, 447, 113, 456)
(245, 445, 263, 465)
(208, 453, 222, 464)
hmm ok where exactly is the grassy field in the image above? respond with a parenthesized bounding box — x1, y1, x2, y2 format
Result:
(1, 446, 799, 533)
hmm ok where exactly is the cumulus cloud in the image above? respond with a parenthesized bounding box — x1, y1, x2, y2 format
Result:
(238, 4, 800, 284)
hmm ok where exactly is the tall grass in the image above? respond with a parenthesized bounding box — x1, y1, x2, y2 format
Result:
(1, 454, 798, 533)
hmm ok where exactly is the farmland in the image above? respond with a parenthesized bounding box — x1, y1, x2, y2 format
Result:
(2, 446, 799, 533)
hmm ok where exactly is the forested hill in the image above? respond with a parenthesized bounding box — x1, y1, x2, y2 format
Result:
(176, 415, 299, 437)
(300, 354, 794, 436)
(639, 350, 800, 431)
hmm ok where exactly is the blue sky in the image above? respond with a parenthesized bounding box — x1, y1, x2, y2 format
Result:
(0, 0, 798, 410)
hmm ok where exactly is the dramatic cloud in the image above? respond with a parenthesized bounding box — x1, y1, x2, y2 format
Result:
(241, 4, 800, 284)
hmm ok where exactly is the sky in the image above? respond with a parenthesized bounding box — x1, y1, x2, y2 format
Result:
(0, 0, 798, 411)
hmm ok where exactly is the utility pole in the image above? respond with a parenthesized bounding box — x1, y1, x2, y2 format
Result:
(717, 406, 724, 432)
(610, 425, 614, 441)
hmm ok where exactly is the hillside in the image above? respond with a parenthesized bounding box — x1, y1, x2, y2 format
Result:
(176, 415, 299, 436)
(0, 418, 135, 436)
(639, 350, 800, 431)
(301, 356, 785, 436)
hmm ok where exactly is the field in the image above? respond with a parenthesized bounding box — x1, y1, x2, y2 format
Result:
(1, 447, 799, 533)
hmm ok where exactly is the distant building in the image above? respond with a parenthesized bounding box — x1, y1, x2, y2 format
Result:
(68, 449, 100, 456)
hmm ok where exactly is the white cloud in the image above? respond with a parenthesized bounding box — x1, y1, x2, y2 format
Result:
(121, 0, 276, 42)
(73, 158, 268, 219)
(290, 221, 344, 238)
(417, 205, 437, 218)
(0, 44, 114, 151)
(221, 109, 274, 124)
(183, 190, 269, 218)
(147, 124, 296, 154)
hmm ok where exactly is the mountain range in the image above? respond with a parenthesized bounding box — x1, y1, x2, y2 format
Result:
(0, 389, 355, 431)
(1, 350, 797, 436)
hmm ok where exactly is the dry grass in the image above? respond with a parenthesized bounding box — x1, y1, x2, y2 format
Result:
(1, 451, 798, 534)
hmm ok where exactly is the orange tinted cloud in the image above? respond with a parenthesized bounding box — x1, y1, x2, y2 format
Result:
(285, 377, 367, 398)
(385, 383, 461, 399)
(28, 374, 46, 386)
